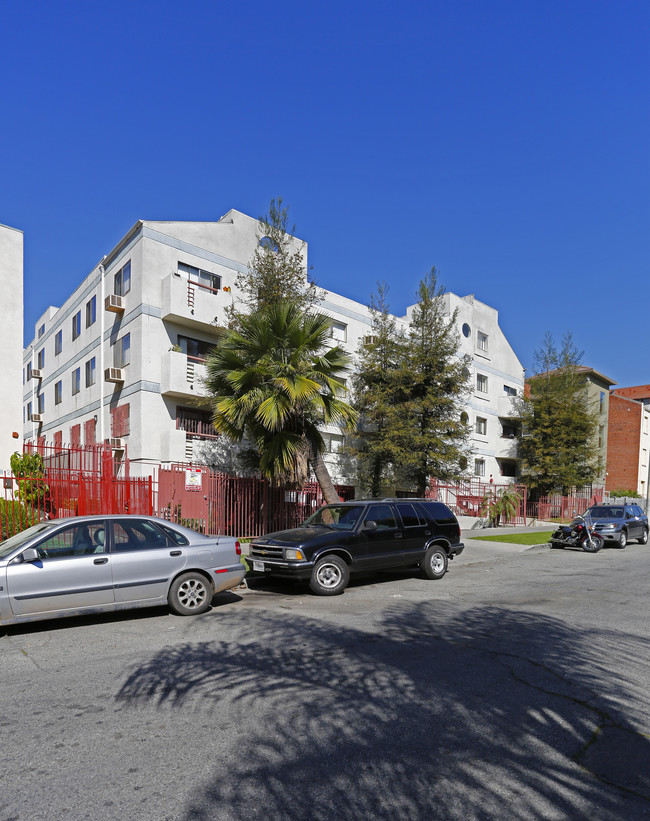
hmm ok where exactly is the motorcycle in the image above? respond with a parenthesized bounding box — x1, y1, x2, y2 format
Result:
(549, 512, 604, 553)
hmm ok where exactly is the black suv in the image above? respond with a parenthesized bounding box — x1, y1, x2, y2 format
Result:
(248, 498, 464, 595)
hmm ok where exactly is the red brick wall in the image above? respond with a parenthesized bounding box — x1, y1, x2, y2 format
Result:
(606, 394, 642, 491)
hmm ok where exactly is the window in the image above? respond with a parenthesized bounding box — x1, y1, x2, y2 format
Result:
(37, 393, 45, 414)
(502, 423, 518, 438)
(475, 417, 487, 435)
(474, 458, 485, 477)
(27, 401, 32, 420)
(37, 348, 45, 369)
(477, 331, 488, 352)
(503, 385, 517, 397)
(363, 504, 396, 530)
(72, 311, 81, 340)
(38, 323, 45, 338)
(179, 261, 220, 292)
(70, 424, 81, 447)
(178, 336, 213, 361)
(85, 357, 96, 387)
(642, 449, 647, 468)
(86, 295, 96, 327)
(35, 522, 106, 559)
(462, 323, 471, 338)
(396, 503, 423, 527)
(55, 330, 62, 356)
(114, 260, 131, 296)
(330, 321, 347, 342)
(114, 333, 130, 367)
(54, 381, 62, 405)
(600, 391, 605, 414)
(363, 335, 378, 345)
(112, 519, 168, 552)
(477, 374, 488, 393)
(598, 425, 604, 448)
(500, 461, 517, 477)
(27, 362, 32, 380)
(72, 367, 81, 395)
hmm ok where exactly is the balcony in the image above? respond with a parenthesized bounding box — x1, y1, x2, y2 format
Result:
(161, 273, 228, 332)
(498, 394, 520, 419)
(161, 350, 208, 399)
(176, 417, 219, 440)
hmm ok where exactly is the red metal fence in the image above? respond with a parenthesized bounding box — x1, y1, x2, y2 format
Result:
(428, 478, 528, 525)
(1, 444, 354, 540)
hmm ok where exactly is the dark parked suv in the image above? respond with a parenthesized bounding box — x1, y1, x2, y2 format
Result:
(248, 498, 464, 595)
(585, 503, 648, 548)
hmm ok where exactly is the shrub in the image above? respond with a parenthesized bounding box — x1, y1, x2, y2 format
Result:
(0, 499, 35, 540)
(609, 488, 640, 498)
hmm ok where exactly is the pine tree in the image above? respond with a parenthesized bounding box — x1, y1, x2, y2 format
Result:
(346, 284, 410, 496)
(519, 333, 600, 495)
(398, 268, 472, 495)
(227, 197, 323, 326)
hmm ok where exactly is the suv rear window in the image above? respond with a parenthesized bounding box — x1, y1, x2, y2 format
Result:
(417, 502, 457, 524)
(396, 503, 423, 527)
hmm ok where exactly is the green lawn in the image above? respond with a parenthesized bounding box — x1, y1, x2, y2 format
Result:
(469, 531, 554, 545)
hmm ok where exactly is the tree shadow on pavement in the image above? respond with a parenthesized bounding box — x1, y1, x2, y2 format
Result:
(116, 601, 650, 820)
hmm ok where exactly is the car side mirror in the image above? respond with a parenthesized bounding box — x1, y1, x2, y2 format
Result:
(363, 520, 378, 531)
(22, 548, 40, 563)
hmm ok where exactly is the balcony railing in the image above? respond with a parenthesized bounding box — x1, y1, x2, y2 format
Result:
(176, 417, 219, 440)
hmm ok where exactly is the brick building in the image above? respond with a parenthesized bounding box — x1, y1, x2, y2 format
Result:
(606, 385, 650, 497)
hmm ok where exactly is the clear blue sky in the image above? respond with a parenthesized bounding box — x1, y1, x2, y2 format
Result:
(2, 0, 648, 386)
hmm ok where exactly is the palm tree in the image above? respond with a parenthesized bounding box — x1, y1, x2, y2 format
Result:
(204, 303, 358, 503)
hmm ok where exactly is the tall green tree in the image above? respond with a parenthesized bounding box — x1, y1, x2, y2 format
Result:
(398, 268, 472, 495)
(519, 332, 599, 495)
(204, 303, 357, 503)
(227, 197, 323, 326)
(346, 284, 410, 496)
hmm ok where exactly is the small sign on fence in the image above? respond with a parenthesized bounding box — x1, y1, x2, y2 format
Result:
(185, 468, 203, 492)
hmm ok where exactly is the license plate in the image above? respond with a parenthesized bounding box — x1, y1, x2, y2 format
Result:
(253, 561, 265, 572)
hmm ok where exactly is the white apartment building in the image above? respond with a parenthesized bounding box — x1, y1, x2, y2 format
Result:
(23, 210, 525, 486)
(1, 224, 24, 472)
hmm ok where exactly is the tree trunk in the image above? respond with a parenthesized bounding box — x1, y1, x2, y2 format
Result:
(308, 437, 340, 505)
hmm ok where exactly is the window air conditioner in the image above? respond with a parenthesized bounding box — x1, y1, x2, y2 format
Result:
(31, 369, 42, 379)
(104, 367, 125, 383)
(30, 413, 43, 422)
(105, 294, 125, 313)
(109, 438, 124, 449)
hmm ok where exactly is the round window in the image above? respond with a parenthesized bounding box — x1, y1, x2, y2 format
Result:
(460, 412, 469, 424)
(459, 456, 468, 471)
(462, 323, 471, 338)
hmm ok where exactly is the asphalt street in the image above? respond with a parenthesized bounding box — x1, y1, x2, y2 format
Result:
(1, 534, 649, 821)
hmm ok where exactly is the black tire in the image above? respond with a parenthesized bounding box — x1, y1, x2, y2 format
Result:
(618, 530, 627, 549)
(638, 528, 648, 545)
(309, 555, 349, 596)
(168, 572, 213, 615)
(582, 533, 604, 553)
(420, 546, 449, 579)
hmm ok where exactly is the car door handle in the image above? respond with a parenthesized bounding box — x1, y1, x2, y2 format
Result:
(93, 557, 108, 565)
(394, 532, 402, 539)
(170, 550, 182, 556)
(424, 530, 431, 536)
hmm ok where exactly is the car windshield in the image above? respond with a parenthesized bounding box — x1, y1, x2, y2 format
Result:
(0, 522, 54, 558)
(303, 505, 365, 529)
(588, 507, 624, 519)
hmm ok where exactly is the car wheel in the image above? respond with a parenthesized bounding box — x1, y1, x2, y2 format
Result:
(168, 572, 213, 615)
(420, 546, 448, 579)
(618, 530, 627, 549)
(309, 555, 349, 596)
(638, 528, 648, 545)
(582, 533, 603, 553)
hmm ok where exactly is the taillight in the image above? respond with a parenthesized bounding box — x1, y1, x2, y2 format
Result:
(235, 540, 241, 556)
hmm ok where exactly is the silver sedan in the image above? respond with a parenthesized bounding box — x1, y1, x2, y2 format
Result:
(0, 515, 245, 626)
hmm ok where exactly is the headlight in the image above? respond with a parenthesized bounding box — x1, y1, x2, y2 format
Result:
(602, 523, 617, 530)
(285, 548, 305, 561)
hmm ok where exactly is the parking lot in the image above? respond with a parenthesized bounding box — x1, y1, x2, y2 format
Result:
(2, 536, 649, 821)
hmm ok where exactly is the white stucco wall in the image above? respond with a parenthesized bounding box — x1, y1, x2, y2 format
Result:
(0, 224, 24, 471)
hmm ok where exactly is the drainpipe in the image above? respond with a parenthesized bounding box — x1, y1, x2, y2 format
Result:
(99, 260, 106, 445)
